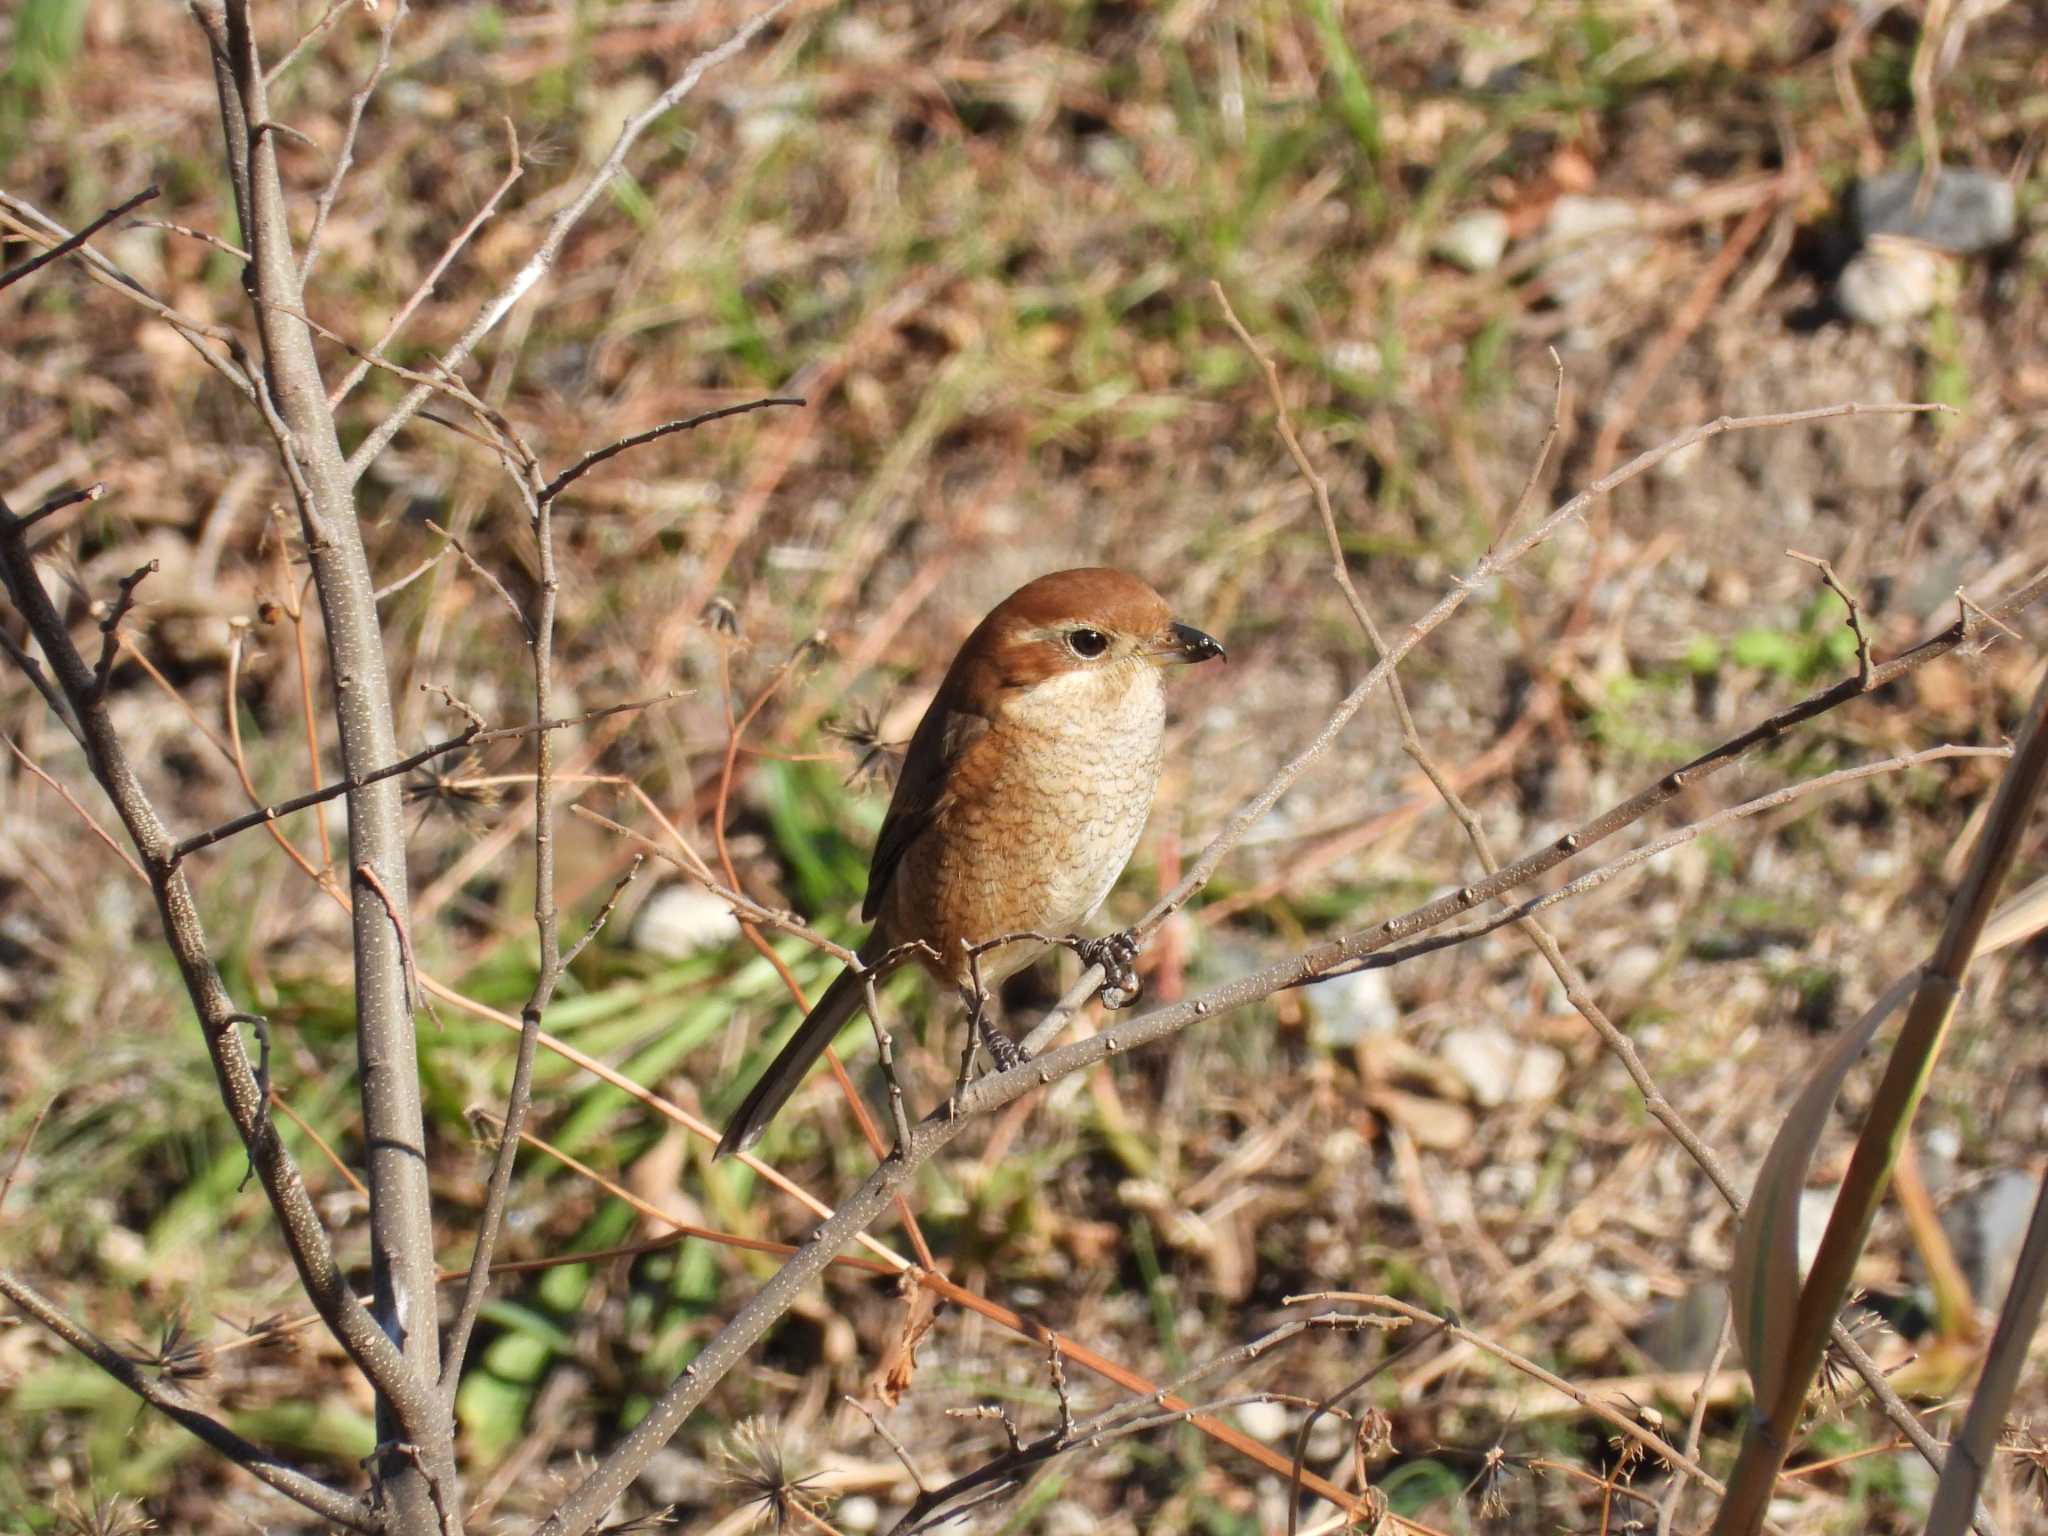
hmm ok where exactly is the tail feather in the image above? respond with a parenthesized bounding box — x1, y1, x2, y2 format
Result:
(715, 964, 871, 1158)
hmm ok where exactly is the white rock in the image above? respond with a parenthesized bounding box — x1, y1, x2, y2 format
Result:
(1542, 196, 1650, 310)
(1314, 968, 1401, 1046)
(631, 884, 740, 959)
(1434, 209, 1510, 272)
(1440, 1024, 1566, 1107)
(1603, 944, 1662, 996)
(1234, 1399, 1291, 1442)
(833, 1496, 880, 1534)
(1836, 237, 1951, 330)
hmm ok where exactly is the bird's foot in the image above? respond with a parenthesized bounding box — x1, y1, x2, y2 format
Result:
(1065, 930, 1143, 1009)
(978, 1011, 1028, 1071)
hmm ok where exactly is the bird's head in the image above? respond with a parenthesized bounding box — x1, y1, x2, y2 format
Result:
(950, 567, 1225, 705)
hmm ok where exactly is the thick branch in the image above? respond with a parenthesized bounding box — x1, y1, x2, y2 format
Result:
(0, 510, 421, 1435)
(192, 3, 454, 1525)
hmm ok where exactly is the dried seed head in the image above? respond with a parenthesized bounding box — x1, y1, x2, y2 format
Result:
(720, 1417, 823, 1532)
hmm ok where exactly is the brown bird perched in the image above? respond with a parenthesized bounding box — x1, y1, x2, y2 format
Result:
(716, 567, 1224, 1157)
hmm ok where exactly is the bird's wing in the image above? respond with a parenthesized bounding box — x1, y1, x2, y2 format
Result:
(863, 701, 989, 922)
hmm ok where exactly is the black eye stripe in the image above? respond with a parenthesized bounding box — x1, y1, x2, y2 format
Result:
(1068, 628, 1109, 658)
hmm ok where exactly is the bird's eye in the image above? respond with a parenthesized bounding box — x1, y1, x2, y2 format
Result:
(1067, 628, 1110, 659)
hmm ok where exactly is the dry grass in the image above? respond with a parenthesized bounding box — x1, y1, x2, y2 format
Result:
(4, 1, 2048, 1532)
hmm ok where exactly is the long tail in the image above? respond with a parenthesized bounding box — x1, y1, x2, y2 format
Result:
(715, 963, 871, 1158)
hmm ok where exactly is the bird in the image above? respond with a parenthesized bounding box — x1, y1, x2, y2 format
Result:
(715, 567, 1225, 1157)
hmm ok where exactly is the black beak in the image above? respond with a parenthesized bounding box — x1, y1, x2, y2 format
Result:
(1161, 621, 1226, 664)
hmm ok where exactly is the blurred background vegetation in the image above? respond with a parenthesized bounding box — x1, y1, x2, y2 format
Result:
(3, 0, 2046, 1531)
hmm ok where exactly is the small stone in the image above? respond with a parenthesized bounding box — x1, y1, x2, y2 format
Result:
(631, 884, 739, 959)
(1314, 968, 1400, 1047)
(1305, 1410, 1349, 1462)
(833, 1496, 880, 1534)
(1835, 237, 1953, 330)
(1852, 168, 2016, 254)
(1439, 1024, 1566, 1108)
(1433, 209, 1510, 272)
(1234, 1399, 1291, 1442)
(1541, 195, 1650, 310)
(1603, 944, 1661, 996)
(1371, 1087, 1474, 1151)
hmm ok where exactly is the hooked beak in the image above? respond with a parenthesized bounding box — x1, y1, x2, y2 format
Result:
(1153, 620, 1226, 665)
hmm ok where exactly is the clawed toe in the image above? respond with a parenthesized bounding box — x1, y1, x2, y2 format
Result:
(1067, 930, 1143, 1009)
(979, 1012, 1028, 1070)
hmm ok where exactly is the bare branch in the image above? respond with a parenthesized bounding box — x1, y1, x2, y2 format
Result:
(0, 1095, 56, 1216)
(4, 735, 149, 882)
(538, 396, 807, 504)
(16, 480, 106, 535)
(1788, 548, 1873, 690)
(91, 560, 158, 701)
(168, 690, 680, 864)
(130, 217, 250, 261)
(424, 520, 530, 636)
(0, 185, 158, 293)
(299, 0, 407, 281)
(0, 626, 86, 747)
(0, 193, 260, 402)
(0, 1270, 379, 1531)
(0, 503, 425, 1457)
(331, 117, 525, 405)
(347, 0, 793, 483)
(265, 0, 363, 85)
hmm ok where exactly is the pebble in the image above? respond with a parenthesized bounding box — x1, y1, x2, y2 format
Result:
(834, 1496, 880, 1534)
(1434, 209, 1510, 272)
(1313, 968, 1401, 1046)
(1835, 236, 1953, 330)
(1852, 167, 2016, 253)
(631, 883, 740, 959)
(1541, 196, 1650, 310)
(1235, 1399, 1291, 1442)
(1439, 1024, 1566, 1108)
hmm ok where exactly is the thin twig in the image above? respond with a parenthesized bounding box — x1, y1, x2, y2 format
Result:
(0, 186, 158, 294)
(561, 855, 646, 970)
(131, 218, 248, 261)
(1657, 1311, 1733, 1536)
(424, 520, 530, 636)
(169, 690, 680, 864)
(373, 546, 449, 602)
(298, 0, 407, 282)
(4, 735, 149, 882)
(1788, 548, 1873, 690)
(537, 397, 807, 504)
(0, 1096, 56, 1216)
(355, 862, 421, 1017)
(845, 1398, 930, 1494)
(91, 561, 158, 701)
(15, 480, 107, 535)
(346, 0, 793, 483)
(330, 117, 525, 406)
(0, 1270, 378, 1530)
(264, 0, 359, 84)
